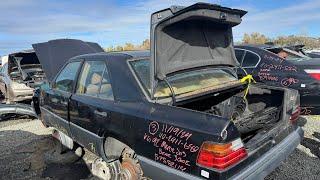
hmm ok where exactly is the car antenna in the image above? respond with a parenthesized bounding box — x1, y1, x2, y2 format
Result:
(163, 77, 176, 106)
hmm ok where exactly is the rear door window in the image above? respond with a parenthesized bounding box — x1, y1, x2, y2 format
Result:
(76, 61, 114, 100)
(99, 67, 114, 100)
(54, 61, 81, 92)
(242, 51, 260, 67)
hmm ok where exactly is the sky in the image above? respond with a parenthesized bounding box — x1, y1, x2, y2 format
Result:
(0, 0, 320, 55)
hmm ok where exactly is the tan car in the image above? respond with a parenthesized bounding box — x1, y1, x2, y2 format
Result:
(0, 50, 45, 104)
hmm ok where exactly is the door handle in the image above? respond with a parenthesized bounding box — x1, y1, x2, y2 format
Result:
(94, 110, 108, 117)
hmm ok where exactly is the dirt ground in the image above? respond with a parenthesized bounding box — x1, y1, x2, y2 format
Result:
(0, 116, 319, 179)
(0, 117, 96, 180)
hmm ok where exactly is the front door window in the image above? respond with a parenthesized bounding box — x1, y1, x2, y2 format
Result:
(54, 61, 81, 92)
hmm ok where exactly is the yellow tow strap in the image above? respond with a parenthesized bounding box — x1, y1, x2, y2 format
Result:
(240, 74, 256, 99)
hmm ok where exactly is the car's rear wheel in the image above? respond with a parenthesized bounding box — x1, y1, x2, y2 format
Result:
(91, 148, 144, 180)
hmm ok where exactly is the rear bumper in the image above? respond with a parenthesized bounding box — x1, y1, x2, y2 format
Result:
(138, 127, 304, 180)
(230, 126, 303, 180)
(12, 89, 34, 102)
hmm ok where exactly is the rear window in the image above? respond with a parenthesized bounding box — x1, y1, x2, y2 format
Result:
(129, 59, 238, 98)
(235, 49, 245, 64)
(242, 51, 260, 67)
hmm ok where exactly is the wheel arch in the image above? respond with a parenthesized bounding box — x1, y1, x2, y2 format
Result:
(102, 136, 133, 162)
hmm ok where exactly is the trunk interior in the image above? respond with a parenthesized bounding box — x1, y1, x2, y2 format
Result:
(177, 85, 285, 146)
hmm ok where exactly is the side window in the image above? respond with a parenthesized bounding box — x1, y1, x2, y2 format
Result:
(77, 61, 106, 96)
(242, 51, 260, 67)
(76, 61, 113, 100)
(54, 62, 81, 92)
(99, 67, 114, 100)
(235, 49, 245, 64)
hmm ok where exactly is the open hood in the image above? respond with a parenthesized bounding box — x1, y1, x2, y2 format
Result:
(150, 3, 246, 97)
(8, 50, 40, 80)
(32, 39, 104, 82)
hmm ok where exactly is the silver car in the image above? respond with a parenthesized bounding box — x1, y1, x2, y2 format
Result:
(0, 50, 45, 104)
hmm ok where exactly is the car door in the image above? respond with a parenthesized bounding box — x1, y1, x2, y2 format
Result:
(41, 61, 82, 136)
(69, 58, 115, 152)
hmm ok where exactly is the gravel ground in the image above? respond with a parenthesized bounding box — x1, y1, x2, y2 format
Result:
(0, 118, 97, 179)
(0, 116, 319, 179)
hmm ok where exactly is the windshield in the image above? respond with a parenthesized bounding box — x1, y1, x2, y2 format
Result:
(130, 59, 238, 98)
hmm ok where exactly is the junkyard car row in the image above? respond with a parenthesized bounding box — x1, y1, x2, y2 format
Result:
(0, 2, 318, 180)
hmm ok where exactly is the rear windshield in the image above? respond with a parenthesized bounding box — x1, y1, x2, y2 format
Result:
(129, 59, 238, 98)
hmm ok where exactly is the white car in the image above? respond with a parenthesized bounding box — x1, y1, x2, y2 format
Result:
(0, 50, 45, 104)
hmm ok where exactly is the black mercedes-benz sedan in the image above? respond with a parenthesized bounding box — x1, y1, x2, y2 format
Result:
(235, 44, 320, 115)
(32, 3, 303, 180)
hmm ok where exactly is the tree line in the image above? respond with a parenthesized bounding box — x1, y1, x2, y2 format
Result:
(105, 39, 150, 52)
(241, 32, 320, 49)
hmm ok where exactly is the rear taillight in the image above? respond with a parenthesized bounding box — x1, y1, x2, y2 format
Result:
(305, 69, 320, 80)
(290, 106, 301, 124)
(197, 138, 247, 170)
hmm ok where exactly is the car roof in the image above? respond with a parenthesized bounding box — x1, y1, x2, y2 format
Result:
(70, 50, 150, 61)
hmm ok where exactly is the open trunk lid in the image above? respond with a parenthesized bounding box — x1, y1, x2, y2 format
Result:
(150, 3, 247, 98)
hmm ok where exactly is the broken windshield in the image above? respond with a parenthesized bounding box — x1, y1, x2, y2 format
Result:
(130, 59, 238, 98)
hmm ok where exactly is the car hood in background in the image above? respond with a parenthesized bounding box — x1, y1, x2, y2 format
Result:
(150, 3, 246, 97)
(32, 39, 104, 82)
